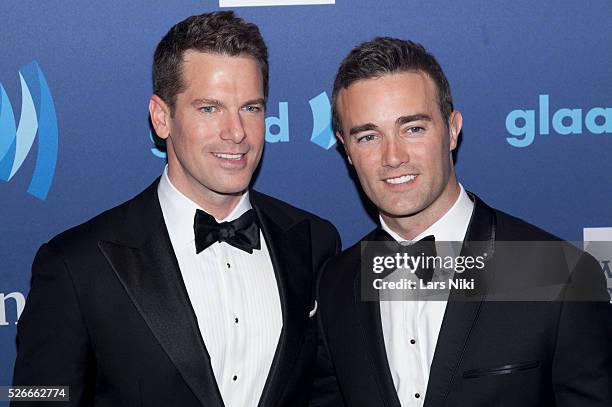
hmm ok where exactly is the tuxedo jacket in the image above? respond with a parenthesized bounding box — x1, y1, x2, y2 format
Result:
(313, 193, 612, 407)
(12, 179, 340, 407)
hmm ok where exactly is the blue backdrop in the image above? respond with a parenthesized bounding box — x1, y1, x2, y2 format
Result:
(1, 0, 611, 391)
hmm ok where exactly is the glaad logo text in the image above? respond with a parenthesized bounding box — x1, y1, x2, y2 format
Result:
(505, 95, 611, 148)
(309, 92, 335, 150)
(0, 62, 58, 200)
(264, 92, 335, 149)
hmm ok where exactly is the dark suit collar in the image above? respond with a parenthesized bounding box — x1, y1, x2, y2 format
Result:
(98, 178, 224, 407)
(99, 180, 315, 407)
(347, 228, 398, 406)
(101, 178, 163, 248)
(424, 192, 495, 407)
(352, 192, 497, 407)
(462, 191, 496, 258)
(250, 190, 315, 407)
(353, 269, 402, 407)
(249, 189, 303, 232)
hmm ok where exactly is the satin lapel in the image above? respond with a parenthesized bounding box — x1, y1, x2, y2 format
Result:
(98, 184, 224, 407)
(424, 194, 495, 407)
(354, 238, 402, 407)
(254, 205, 313, 407)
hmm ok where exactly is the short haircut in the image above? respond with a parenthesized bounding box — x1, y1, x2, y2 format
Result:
(153, 11, 268, 112)
(332, 37, 453, 134)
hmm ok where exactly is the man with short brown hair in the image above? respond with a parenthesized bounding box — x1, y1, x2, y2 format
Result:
(13, 12, 340, 407)
(313, 37, 611, 407)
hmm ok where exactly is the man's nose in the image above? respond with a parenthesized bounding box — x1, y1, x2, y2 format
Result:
(221, 111, 247, 143)
(381, 136, 409, 168)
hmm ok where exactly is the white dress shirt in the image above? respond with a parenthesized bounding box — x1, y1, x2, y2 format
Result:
(157, 166, 282, 407)
(379, 184, 474, 406)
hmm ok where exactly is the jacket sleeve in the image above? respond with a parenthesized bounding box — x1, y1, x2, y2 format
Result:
(552, 252, 612, 406)
(12, 243, 94, 407)
(309, 256, 347, 407)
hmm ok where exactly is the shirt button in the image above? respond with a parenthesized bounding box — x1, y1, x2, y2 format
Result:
(226, 262, 231, 269)
(415, 393, 420, 398)
(234, 317, 239, 324)
(232, 375, 238, 381)
(410, 339, 416, 344)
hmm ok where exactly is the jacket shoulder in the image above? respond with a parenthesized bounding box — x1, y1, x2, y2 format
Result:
(318, 230, 378, 295)
(251, 190, 338, 233)
(493, 208, 562, 241)
(46, 184, 152, 253)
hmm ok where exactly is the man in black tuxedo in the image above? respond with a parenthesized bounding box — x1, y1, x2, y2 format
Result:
(12, 11, 340, 407)
(312, 37, 611, 406)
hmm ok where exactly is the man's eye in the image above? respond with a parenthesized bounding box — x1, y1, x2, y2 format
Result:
(244, 105, 262, 113)
(405, 126, 424, 134)
(357, 134, 377, 143)
(200, 106, 216, 113)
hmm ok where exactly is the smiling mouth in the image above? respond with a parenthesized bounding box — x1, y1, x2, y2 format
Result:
(213, 152, 245, 160)
(384, 174, 417, 185)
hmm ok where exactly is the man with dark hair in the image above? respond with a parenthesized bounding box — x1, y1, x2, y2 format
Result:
(13, 11, 340, 407)
(313, 37, 611, 406)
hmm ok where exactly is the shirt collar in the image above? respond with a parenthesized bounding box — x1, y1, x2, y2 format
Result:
(157, 165, 252, 246)
(380, 183, 474, 243)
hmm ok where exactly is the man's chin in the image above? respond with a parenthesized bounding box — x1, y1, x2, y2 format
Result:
(378, 204, 424, 219)
(213, 186, 249, 197)
(207, 176, 253, 197)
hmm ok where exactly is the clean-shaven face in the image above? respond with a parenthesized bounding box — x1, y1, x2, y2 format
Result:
(160, 51, 265, 199)
(337, 71, 461, 222)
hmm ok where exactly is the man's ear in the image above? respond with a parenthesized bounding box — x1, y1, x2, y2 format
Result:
(448, 110, 463, 151)
(149, 95, 172, 140)
(336, 131, 353, 165)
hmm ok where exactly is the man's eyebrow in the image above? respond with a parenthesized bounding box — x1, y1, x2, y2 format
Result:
(348, 115, 432, 135)
(396, 114, 432, 126)
(243, 98, 266, 106)
(349, 123, 378, 136)
(192, 98, 225, 108)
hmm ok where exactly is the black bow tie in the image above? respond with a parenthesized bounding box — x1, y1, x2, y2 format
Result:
(194, 209, 261, 254)
(374, 229, 437, 282)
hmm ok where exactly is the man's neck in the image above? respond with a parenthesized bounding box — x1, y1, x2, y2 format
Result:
(167, 168, 244, 220)
(380, 180, 461, 240)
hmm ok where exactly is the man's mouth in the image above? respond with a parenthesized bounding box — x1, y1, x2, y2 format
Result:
(213, 153, 245, 160)
(384, 174, 417, 185)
